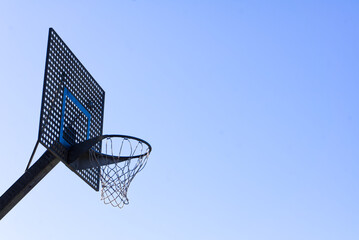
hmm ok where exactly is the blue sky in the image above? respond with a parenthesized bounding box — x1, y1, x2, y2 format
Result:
(0, 1, 358, 239)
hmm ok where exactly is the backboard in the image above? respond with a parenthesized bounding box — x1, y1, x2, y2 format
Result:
(38, 28, 105, 190)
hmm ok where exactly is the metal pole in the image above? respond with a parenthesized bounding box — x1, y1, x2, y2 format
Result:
(0, 151, 60, 220)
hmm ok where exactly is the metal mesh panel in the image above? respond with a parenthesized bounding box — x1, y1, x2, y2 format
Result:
(38, 28, 105, 190)
(62, 95, 89, 146)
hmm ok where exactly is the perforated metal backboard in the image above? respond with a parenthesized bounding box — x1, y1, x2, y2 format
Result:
(38, 28, 105, 190)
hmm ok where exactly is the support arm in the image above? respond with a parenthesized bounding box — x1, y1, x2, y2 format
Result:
(0, 151, 59, 220)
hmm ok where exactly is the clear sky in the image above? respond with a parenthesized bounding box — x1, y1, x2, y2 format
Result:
(0, 1, 358, 239)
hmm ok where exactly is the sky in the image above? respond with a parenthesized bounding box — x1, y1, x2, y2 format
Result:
(0, 1, 359, 239)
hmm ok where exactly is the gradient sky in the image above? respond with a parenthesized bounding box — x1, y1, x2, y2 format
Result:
(0, 1, 358, 239)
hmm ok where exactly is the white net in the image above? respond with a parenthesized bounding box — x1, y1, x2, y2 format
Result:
(89, 136, 150, 208)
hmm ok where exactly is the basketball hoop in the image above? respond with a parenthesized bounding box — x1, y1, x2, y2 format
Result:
(0, 29, 153, 220)
(68, 135, 152, 208)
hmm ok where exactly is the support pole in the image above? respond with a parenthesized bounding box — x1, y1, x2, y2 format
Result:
(0, 151, 60, 220)
(26, 140, 40, 171)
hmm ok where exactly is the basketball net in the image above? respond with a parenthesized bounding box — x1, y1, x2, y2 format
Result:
(89, 137, 150, 208)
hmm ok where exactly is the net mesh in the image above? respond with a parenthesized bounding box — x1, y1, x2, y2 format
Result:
(89, 136, 150, 208)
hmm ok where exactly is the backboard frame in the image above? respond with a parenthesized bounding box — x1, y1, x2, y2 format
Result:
(37, 28, 105, 191)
